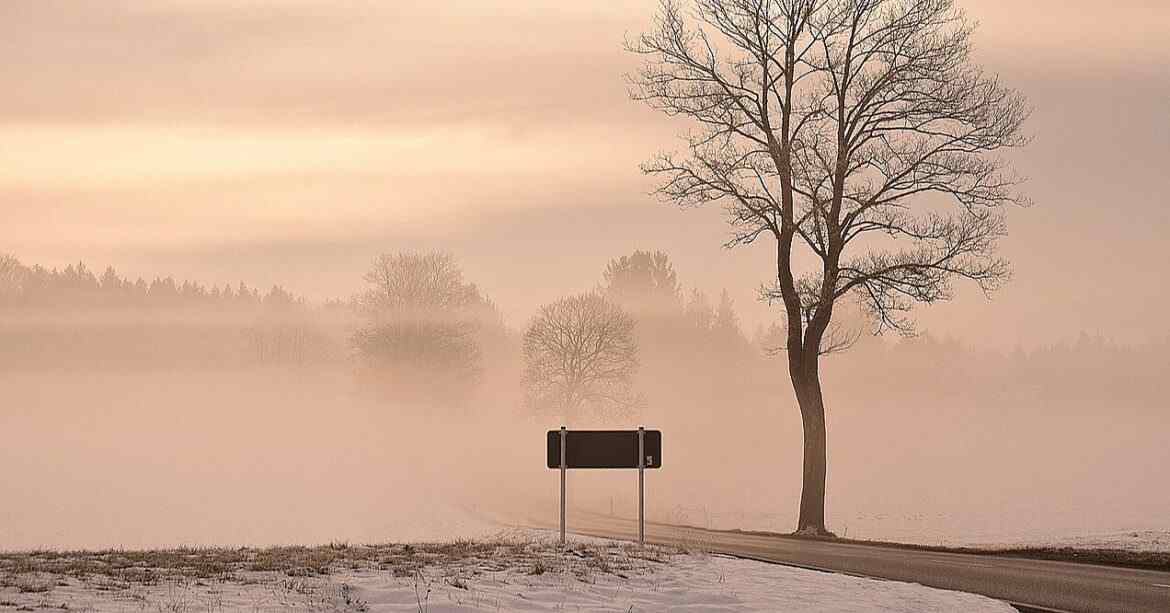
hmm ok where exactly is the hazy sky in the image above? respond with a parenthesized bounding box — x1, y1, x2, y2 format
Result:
(3, 0, 1168, 347)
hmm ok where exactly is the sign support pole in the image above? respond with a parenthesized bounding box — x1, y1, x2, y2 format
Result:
(638, 426, 645, 546)
(559, 426, 567, 545)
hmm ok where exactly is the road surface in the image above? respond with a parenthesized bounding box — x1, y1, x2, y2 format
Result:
(551, 513, 1170, 613)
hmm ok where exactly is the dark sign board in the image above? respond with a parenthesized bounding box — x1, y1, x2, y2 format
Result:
(546, 430, 662, 469)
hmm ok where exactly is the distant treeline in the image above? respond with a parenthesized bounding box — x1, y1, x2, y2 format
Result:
(0, 255, 315, 310)
(826, 330, 1170, 414)
(0, 254, 347, 370)
(1, 252, 1166, 415)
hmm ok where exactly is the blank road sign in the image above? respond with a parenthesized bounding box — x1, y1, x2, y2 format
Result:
(546, 430, 662, 469)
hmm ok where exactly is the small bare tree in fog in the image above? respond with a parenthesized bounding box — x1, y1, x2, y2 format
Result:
(354, 252, 493, 405)
(359, 252, 486, 313)
(523, 293, 642, 419)
(630, 0, 1030, 534)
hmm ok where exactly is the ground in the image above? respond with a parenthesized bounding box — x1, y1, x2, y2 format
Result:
(976, 530, 1170, 554)
(962, 530, 1170, 572)
(0, 530, 1013, 612)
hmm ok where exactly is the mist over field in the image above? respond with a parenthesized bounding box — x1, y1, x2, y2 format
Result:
(2, 0, 1169, 574)
(2, 255, 1167, 551)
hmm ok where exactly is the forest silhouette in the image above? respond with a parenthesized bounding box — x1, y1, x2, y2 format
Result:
(3, 251, 1164, 414)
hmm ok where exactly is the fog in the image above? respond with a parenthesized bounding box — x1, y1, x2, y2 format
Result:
(3, 0, 1169, 555)
(2, 256, 1167, 551)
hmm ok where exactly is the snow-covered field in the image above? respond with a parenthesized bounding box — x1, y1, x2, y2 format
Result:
(966, 530, 1170, 554)
(0, 531, 1012, 612)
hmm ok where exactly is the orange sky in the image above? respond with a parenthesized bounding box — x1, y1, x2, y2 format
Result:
(2, 0, 1168, 347)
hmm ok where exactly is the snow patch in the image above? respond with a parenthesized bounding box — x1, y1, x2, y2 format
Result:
(972, 530, 1170, 553)
(0, 532, 1013, 612)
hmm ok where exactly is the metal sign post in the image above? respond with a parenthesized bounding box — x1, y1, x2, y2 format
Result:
(546, 428, 661, 547)
(638, 426, 645, 546)
(559, 426, 566, 545)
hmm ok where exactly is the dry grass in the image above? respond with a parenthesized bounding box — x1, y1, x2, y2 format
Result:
(0, 535, 679, 593)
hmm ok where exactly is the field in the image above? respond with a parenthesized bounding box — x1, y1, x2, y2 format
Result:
(0, 531, 1014, 612)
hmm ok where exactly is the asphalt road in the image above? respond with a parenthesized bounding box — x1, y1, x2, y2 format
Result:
(555, 513, 1170, 613)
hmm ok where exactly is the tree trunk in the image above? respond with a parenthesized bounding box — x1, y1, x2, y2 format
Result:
(793, 370, 833, 536)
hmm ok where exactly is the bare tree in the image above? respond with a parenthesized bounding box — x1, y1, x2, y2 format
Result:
(629, 0, 1030, 535)
(358, 252, 487, 316)
(353, 252, 494, 406)
(523, 293, 642, 419)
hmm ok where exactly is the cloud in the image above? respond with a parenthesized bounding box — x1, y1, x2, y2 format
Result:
(9, 1, 1161, 128)
(0, 1, 646, 128)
